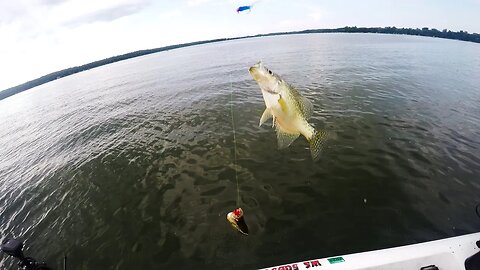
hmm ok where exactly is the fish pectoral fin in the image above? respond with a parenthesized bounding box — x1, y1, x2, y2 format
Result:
(300, 96, 314, 119)
(276, 124, 300, 149)
(278, 95, 288, 113)
(259, 108, 273, 127)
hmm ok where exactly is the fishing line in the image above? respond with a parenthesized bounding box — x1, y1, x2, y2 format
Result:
(226, 66, 249, 235)
(229, 71, 240, 207)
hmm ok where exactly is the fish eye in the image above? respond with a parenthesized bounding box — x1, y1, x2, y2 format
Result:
(268, 70, 273, 75)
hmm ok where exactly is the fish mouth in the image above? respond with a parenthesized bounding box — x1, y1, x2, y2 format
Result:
(248, 62, 263, 76)
(249, 63, 278, 95)
(249, 66, 261, 82)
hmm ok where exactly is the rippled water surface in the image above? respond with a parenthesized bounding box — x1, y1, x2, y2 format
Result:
(1, 34, 480, 269)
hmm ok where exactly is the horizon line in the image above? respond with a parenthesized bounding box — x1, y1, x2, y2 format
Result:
(1, 25, 479, 100)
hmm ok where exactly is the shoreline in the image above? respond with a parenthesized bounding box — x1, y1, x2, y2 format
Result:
(1, 26, 479, 101)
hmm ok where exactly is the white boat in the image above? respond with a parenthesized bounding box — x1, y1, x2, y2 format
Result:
(260, 232, 480, 270)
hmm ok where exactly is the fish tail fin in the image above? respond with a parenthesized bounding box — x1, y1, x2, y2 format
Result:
(308, 129, 329, 161)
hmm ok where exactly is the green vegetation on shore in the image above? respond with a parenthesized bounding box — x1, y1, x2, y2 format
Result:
(1, 26, 479, 100)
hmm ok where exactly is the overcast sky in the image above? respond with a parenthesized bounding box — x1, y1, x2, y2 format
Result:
(1, 0, 479, 90)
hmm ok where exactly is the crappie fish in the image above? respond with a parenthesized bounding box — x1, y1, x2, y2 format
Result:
(249, 62, 328, 160)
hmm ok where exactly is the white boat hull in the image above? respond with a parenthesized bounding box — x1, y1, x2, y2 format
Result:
(261, 232, 480, 270)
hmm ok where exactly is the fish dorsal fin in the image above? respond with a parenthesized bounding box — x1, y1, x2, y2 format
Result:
(276, 123, 300, 149)
(299, 96, 313, 119)
(259, 108, 272, 127)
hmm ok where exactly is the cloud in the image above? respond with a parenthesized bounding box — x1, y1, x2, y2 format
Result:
(276, 5, 326, 31)
(0, 2, 31, 25)
(308, 10, 323, 22)
(187, 0, 213, 7)
(0, 0, 150, 29)
(0, 0, 152, 48)
(39, 0, 69, 6)
(64, 2, 149, 28)
(186, 0, 231, 7)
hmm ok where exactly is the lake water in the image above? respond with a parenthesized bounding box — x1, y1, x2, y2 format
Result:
(1, 33, 479, 269)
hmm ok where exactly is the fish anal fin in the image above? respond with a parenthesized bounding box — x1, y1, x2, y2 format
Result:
(259, 108, 273, 127)
(276, 124, 300, 149)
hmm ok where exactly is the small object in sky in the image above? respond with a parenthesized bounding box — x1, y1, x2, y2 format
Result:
(363, 198, 367, 204)
(236, 5, 252, 13)
(249, 62, 330, 160)
(227, 207, 249, 235)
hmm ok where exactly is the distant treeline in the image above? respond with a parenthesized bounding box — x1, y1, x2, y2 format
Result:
(1, 26, 479, 100)
(290, 26, 480, 42)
